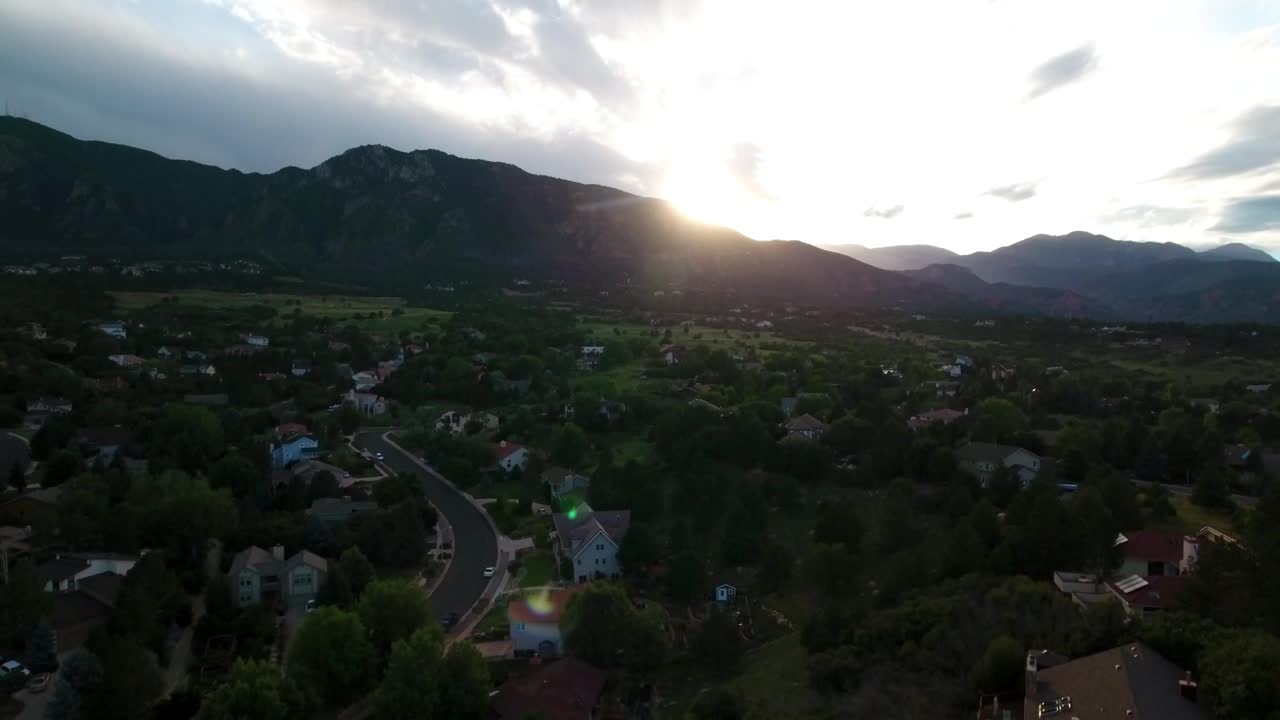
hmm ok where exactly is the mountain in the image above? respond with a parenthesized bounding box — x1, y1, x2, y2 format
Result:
(822, 243, 959, 271)
(0, 117, 953, 309)
(955, 231, 1197, 286)
(904, 264, 1115, 318)
(1198, 243, 1277, 263)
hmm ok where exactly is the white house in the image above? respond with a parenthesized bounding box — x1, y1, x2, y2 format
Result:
(580, 346, 606, 357)
(496, 441, 530, 473)
(543, 466, 590, 500)
(344, 390, 387, 417)
(955, 443, 1041, 485)
(227, 545, 328, 609)
(107, 354, 145, 368)
(552, 503, 630, 584)
(39, 552, 139, 593)
(96, 321, 127, 339)
(244, 335, 270, 348)
(351, 370, 380, 391)
(508, 588, 575, 657)
(436, 410, 499, 435)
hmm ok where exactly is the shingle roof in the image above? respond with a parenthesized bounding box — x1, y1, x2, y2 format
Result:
(39, 557, 90, 584)
(956, 442, 1027, 465)
(1025, 642, 1208, 720)
(496, 442, 527, 462)
(283, 550, 329, 575)
(1116, 530, 1185, 564)
(552, 504, 629, 553)
(228, 546, 279, 577)
(507, 588, 577, 625)
(491, 658, 606, 720)
(77, 572, 125, 607)
(785, 414, 826, 432)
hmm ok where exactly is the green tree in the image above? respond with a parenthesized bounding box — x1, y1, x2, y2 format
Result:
(1192, 464, 1231, 510)
(57, 476, 110, 550)
(197, 659, 304, 720)
(209, 453, 260, 501)
(45, 648, 103, 720)
(552, 423, 589, 468)
(149, 403, 225, 473)
(338, 403, 363, 435)
(665, 552, 707, 605)
(375, 627, 445, 720)
(972, 398, 1027, 443)
(757, 542, 794, 595)
(27, 620, 58, 672)
(720, 505, 764, 565)
(1200, 630, 1280, 720)
(695, 609, 743, 671)
(42, 449, 83, 488)
(617, 524, 659, 572)
(974, 635, 1023, 693)
(562, 582, 667, 670)
(131, 471, 236, 567)
(437, 642, 492, 718)
(339, 547, 376, 598)
(7, 461, 24, 492)
(356, 578, 433, 663)
(807, 543, 855, 597)
(285, 608, 377, 708)
(689, 687, 745, 720)
(0, 560, 50, 646)
(88, 634, 165, 720)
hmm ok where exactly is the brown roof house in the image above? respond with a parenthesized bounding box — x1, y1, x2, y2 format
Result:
(783, 414, 827, 441)
(0, 486, 62, 534)
(552, 503, 629, 584)
(41, 552, 139, 651)
(227, 545, 328, 609)
(491, 657, 606, 720)
(1024, 643, 1208, 720)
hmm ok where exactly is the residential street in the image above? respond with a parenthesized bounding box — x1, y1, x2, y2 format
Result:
(352, 431, 499, 619)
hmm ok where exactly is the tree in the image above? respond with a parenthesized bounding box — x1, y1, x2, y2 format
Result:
(57, 476, 110, 551)
(1192, 464, 1231, 510)
(42, 449, 83, 488)
(552, 423, 589, 468)
(88, 634, 165, 720)
(757, 543, 794, 595)
(149, 403, 225, 473)
(695, 609, 743, 670)
(45, 648, 103, 720)
(562, 582, 667, 670)
(197, 659, 304, 720)
(1099, 473, 1142, 530)
(617, 524, 659, 572)
(285, 608, 377, 708)
(7, 461, 24, 492)
(1200, 629, 1280, 720)
(665, 552, 707, 605)
(27, 620, 58, 673)
(307, 470, 339, 503)
(339, 547, 376, 598)
(974, 635, 1023, 693)
(437, 642, 491, 719)
(720, 505, 764, 565)
(807, 543, 855, 597)
(375, 627, 445, 720)
(972, 398, 1027, 443)
(338, 403, 363, 434)
(0, 560, 50, 646)
(209, 453, 260, 501)
(131, 471, 236, 567)
(356, 578, 433, 663)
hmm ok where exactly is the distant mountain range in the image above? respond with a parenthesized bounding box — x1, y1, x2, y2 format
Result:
(1, 117, 1278, 323)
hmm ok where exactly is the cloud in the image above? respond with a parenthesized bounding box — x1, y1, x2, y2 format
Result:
(727, 142, 776, 201)
(864, 204, 904, 219)
(1027, 44, 1098, 100)
(985, 182, 1038, 202)
(1106, 204, 1197, 227)
(954, 212, 974, 220)
(1169, 105, 1280, 180)
(1211, 195, 1280, 233)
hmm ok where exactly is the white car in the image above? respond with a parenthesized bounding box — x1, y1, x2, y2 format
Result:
(305, 599, 317, 614)
(482, 567, 495, 578)
(0, 660, 30, 677)
(375, 452, 385, 461)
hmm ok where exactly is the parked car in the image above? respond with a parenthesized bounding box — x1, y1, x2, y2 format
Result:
(440, 612, 460, 630)
(0, 660, 30, 677)
(305, 599, 317, 614)
(375, 452, 385, 461)
(26, 674, 49, 693)
(482, 566, 495, 578)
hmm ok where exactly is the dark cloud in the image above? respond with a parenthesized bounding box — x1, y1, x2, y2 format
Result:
(953, 212, 974, 220)
(864, 204, 904, 219)
(1211, 195, 1280, 234)
(0, 2, 651, 190)
(1106, 204, 1197, 227)
(727, 142, 775, 201)
(1027, 44, 1098, 100)
(1170, 105, 1280, 180)
(985, 182, 1038, 202)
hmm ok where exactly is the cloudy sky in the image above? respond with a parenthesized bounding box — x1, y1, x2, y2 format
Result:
(2, 0, 1280, 254)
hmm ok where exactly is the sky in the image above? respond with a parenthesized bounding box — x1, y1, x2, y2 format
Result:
(2, 0, 1280, 255)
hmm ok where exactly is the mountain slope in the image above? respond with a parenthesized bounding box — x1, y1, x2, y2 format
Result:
(0, 118, 954, 309)
(904, 264, 1115, 318)
(1198, 243, 1277, 263)
(822, 243, 959, 271)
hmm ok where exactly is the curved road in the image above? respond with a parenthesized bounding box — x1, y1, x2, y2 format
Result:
(353, 430, 498, 619)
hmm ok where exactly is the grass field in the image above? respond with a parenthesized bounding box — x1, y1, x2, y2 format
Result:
(110, 290, 452, 333)
(1148, 493, 1244, 537)
(579, 318, 808, 354)
(518, 551, 554, 588)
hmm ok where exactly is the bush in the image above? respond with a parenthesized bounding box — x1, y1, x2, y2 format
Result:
(507, 558, 523, 575)
(174, 602, 194, 629)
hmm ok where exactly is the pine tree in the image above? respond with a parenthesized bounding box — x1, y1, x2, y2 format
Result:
(7, 461, 24, 492)
(28, 620, 57, 672)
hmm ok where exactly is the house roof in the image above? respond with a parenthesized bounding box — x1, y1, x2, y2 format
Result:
(956, 442, 1030, 465)
(1106, 574, 1187, 611)
(284, 549, 329, 575)
(49, 589, 115, 633)
(1223, 444, 1251, 466)
(552, 504, 629, 551)
(1115, 530, 1185, 564)
(496, 442, 527, 462)
(77, 572, 125, 607)
(507, 588, 576, 625)
(6, 485, 62, 507)
(785, 414, 826, 432)
(542, 466, 585, 484)
(39, 557, 90, 584)
(491, 658, 607, 720)
(1025, 642, 1208, 720)
(228, 546, 280, 577)
(275, 423, 309, 437)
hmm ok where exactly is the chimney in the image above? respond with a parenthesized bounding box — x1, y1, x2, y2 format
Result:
(1179, 671, 1199, 702)
(1025, 652, 1040, 702)
(271, 544, 285, 561)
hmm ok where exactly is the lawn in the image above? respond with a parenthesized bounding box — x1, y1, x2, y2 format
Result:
(110, 290, 452, 333)
(1147, 494, 1244, 537)
(658, 633, 821, 720)
(518, 551, 554, 588)
(474, 594, 510, 637)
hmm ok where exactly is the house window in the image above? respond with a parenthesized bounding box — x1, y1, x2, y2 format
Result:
(514, 623, 525, 631)
(596, 543, 604, 551)
(576, 558, 582, 566)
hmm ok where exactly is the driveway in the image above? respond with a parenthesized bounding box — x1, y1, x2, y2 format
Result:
(352, 431, 499, 619)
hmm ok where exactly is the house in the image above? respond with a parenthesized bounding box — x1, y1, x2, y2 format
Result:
(291, 361, 310, 377)
(1245, 383, 1271, 394)
(47, 570, 128, 651)
(436, 410, 499, 435)
(227, 545, 328, 609)
(1052, 571, 1113, 608)
(780, 397, 798, 418)
(0, 487, 62, 532)
(107, 354, 145, 369)
(956, 443, 1041, 485)
(185, 350, 209, 361)
(954, 354, 974, 368)
(1113, 530, 1195, 577)
(552, 503, 630, 583)
(306, 497, 377, 528)
(184, 393, 229, 407)
(1223, 443, 1252, 469)
(344, 390, 388, 417)
(940, 364, 962, 378)
(38, 552, 139, 593)
(275, 422, 309, 437)
(783, 414, 827, 441)
(658, 344, 684, 366)
(508, 588, 576, 657)
(580, 346, 605, 357)
(1024, 643, 1209, 720)
(491, 657, 606, 720)
(27, 398, 72, 414)
(1189, 398, 1220, 414)
(1105, 574, 1188, 617)
(715, 583, 738, 604)
(907, 408, 966, 431)
(495, 441, 530, 473)
(96, 321, 127, 339)
(923, 380, 960, 397)
(244, 334, 270, 348)
(544, 466, 591, 501)
(990, 364, 1016, 382)
(77, 427, 136, 462)
(271, 434, 320, 469)
(156, 346, 173, 359)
